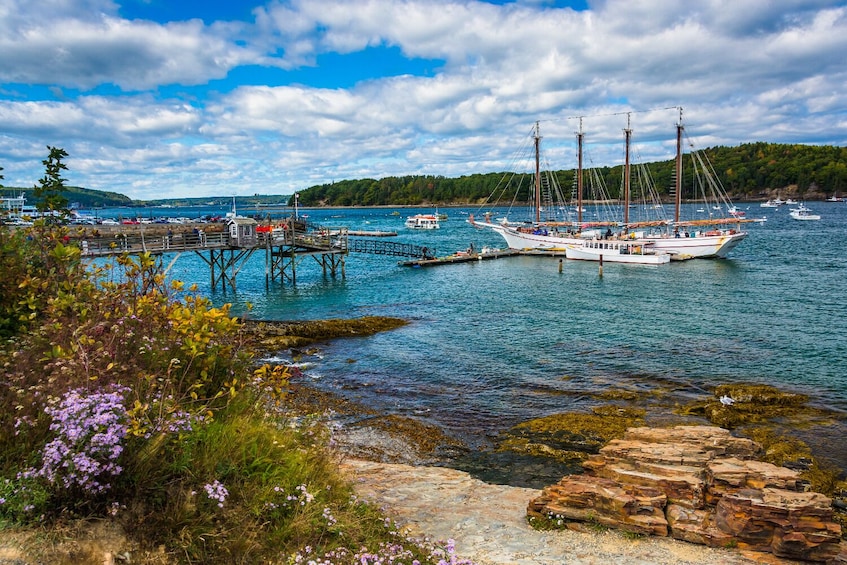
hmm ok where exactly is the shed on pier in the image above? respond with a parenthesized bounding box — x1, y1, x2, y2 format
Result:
(226, 217, 258, 247)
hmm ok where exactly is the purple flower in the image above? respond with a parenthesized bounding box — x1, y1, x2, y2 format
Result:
(203, 479, 229, 508)
(35, 387, 128, 495)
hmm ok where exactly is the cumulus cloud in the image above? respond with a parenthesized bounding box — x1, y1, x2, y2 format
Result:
(0, 0, 845, 199)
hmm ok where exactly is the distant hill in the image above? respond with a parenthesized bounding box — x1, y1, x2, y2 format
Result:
(2, 186, 132, 208)
(6, 142, 845, 208)
(293, 142, 847, 207)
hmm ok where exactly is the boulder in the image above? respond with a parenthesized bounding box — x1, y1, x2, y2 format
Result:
(528, 425, 845, 562)
(527, 474, 668, 536)
(707, 457, 808, 505)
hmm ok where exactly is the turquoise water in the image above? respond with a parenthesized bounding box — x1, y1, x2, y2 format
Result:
(115, 203, 847, 484)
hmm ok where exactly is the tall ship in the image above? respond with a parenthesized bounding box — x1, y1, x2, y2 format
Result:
(470, 108, 753, 260)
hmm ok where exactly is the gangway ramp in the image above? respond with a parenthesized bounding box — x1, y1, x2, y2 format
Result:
(347, 238, 434, 259)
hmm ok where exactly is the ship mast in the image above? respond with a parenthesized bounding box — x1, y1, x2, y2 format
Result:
(623, 113, 632, 226)
(675, 107, 684, 224)
(534, 121, 541, 224)
(576, 117, 584, 225)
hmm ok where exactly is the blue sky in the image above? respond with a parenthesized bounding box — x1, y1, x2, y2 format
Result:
(1, 0, 845, 200)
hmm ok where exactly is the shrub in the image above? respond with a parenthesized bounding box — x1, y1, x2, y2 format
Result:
(0, 224, 476, 564)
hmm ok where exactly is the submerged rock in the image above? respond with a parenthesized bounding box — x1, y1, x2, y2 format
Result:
(243, 316, 408, 351)
(677, 383, 830, 430)
(495, 405, 645, 464)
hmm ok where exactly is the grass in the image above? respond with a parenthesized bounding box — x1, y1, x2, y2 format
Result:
(0, 222, 475, 564)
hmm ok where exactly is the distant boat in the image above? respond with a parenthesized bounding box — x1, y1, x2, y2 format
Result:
(760, 199, 780, 208)
(405, 214, 440, 229)
(565, 240, 671, 265)
(789, 203, 821, 221)
(728, 205, 746, 218)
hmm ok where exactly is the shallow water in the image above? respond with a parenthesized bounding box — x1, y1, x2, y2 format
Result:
(144, 202, 847, 484)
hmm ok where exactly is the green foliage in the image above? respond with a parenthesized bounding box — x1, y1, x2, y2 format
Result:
(0, 222, 471, 564)
(0, 224, 86, 338)
(33, 146, 71, 220)
(120, 401, 350, 562)
(292, 143, 847, 206)
(4, 186, 133, 209)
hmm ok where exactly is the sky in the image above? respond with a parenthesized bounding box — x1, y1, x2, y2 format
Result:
(1, 0, 846, 201)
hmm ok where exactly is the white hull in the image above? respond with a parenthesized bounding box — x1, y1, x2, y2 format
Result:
(641, 231, 747, 259)
(479, 222, 747, 259)
(789, 204, 821, 221)
(405, 214, 440, 229)
(565, 243, 670, 265)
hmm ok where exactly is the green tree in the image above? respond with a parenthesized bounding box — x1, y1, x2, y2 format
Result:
(33, 146, 70, 220)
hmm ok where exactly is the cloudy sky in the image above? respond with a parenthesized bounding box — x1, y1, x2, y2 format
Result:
(1, 0, 846, 201)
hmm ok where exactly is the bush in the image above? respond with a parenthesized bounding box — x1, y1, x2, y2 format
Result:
(0, 225, 476, 564)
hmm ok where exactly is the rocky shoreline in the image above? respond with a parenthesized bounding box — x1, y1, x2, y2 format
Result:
(2, 317, 845, 564)
(342, 458, 763, 565)
(254, 317, 847, 563)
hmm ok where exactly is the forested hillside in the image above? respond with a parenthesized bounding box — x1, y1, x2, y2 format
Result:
(294, 142, 847, 207)
(2, 185, 131, 208)
(6, 142, 845, 208)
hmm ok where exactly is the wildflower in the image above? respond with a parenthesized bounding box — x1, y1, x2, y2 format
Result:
(36, 387, 128, 494)
(203, 480, 229, 508)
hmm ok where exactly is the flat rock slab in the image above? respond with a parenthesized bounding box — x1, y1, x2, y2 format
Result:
(341, 458, 758, 565)
(529, 425, 845, 563)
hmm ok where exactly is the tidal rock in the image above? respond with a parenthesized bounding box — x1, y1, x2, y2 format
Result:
(716, 488, 842, 561)
(527, 474, 668, 536)
(528, 425, 845, 562)
(707, 457, 809, 505)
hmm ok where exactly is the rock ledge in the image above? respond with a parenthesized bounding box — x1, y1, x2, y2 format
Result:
(528, 425, 847, 563)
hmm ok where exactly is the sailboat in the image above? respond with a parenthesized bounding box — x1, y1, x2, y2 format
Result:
(470, 108, 751, 259)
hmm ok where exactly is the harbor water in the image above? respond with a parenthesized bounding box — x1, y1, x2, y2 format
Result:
(98, 202, 847, 485)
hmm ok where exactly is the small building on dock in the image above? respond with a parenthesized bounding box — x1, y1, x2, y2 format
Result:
(226, 217, 258, 247)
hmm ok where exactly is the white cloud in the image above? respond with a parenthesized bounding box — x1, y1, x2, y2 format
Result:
(0, 4, 259, 90)
(0, 0, 845, 200)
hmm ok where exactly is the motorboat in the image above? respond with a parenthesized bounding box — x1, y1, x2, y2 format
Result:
(405, 214, 440, 229)
(565, 240, 671, 265)
(789, 204, 821, 221)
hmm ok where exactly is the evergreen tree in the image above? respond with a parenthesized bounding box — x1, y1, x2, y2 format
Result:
(34, 146, 70, 220)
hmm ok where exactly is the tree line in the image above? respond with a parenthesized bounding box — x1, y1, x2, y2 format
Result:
(293, 142, 847, 206)
(5, 142, 846, 208)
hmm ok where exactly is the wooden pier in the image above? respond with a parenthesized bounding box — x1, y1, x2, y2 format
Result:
(78, 222, 350, 292)
(74, 222, 568, 290)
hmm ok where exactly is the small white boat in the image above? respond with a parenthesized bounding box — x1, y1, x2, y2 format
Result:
(405, 214, 440, 229)
(789, 204, 821, 221)
(760, 199, 781, 208)
(728, 205, 746, 218)
(565, 240, 671, 265)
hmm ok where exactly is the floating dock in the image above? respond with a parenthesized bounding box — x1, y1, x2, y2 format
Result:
(399, 248, 520, 267)
(347, 230, 397, 236)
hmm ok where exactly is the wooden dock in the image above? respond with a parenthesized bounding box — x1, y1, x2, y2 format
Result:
(347, 230, 397, 237)
(399, 248, 519, 267)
